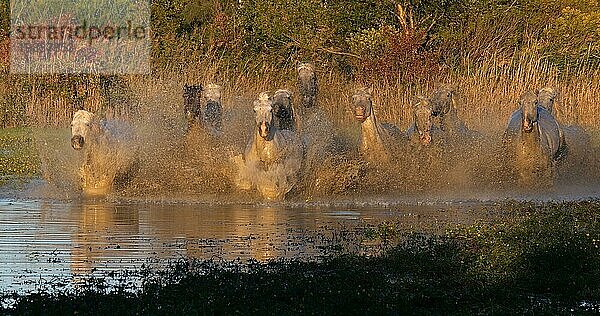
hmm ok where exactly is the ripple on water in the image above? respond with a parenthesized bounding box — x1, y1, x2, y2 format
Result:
(0, 194, 517, 294)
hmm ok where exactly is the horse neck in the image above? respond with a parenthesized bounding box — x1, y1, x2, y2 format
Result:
(361, 107, 384, 145)
(253, 125, 277, 147)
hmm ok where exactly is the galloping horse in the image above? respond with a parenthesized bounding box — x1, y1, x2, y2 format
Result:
(407, 97, 436, 146)
(183, 83, 223, 137)
(429, 87, 463, 133)
(505, 91, 567, 186)
(272, 89, 297, 131)
(71, 110, 137, 195)
(352, 87, 404, 163)
(233, 92, 304, 200)
(297, 62, 318, 109)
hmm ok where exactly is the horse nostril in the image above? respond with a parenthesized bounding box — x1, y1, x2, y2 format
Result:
(523, 119, 533, 131)
(421, 133, 432, 145)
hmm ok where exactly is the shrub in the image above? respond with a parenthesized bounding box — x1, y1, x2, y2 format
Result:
(347, 25, 439, 82)
(543, 5, 600, 65)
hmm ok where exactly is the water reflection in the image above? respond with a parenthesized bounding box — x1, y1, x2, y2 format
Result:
(0, 198, 500, 293)
(70, 203, 140, 275)
(145, 205, 334, 261)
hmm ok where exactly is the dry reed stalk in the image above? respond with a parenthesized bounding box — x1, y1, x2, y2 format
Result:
(2, 54, 598, 132)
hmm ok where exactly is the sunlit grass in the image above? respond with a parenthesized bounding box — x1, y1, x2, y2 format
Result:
(2, 52, 599, 132)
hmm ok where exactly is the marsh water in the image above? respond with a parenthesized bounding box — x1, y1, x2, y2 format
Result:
(2, 180, 600, 295)
(0, 193, 487, 293)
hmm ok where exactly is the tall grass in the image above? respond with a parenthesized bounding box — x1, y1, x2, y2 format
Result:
(1, 53, 600, 132)
(324, 54, 600, 132)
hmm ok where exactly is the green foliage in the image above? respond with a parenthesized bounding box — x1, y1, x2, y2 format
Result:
(451, 201, 600, 301)
(234, 0, 398, 65)
(2, 0, 598, 75)
(150, 0, 242, 67)
(347, 24, 438, 82)
(420, 0, 591, 66)
(544, 4, 600, 63)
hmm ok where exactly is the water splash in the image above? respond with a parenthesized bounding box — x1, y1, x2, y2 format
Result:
(30, 83, 600, 202)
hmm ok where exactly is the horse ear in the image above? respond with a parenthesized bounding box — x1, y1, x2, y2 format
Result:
(451, 93, 458, 109)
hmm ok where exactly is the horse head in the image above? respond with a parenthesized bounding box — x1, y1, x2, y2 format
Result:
(254, 92, 275, 140)
(413, 97, 433, 145)
(352, 87, 374, 123)
(520, 91, 539, 133)
(71, 110, 101, 150)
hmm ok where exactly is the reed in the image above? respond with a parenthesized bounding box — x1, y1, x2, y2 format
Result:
(1, 52, 599, 132)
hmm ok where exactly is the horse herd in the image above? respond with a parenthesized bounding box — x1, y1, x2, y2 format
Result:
(69, 62, 569, 199)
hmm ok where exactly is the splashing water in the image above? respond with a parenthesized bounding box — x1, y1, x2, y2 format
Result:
(34, 127, 137, 197)
(30, 81, 600, 203)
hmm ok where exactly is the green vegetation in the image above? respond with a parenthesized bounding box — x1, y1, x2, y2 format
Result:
(2, 0, 600, 72)
(148, 0, 600, 71)
(1, 201, 599, 314)
(0, 2, 598, 312)
(0, 128, 39, 181)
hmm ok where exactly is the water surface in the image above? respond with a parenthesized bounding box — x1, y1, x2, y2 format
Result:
(0, 197, 501, 293)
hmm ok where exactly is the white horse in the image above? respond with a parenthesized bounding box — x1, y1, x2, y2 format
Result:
(537, 87, 557, 114)
(272, 89, 297, 131)
(183, 83, 223, 137)
(71, 110, 137, 195)
(232, 92, 303, 200)
(352, 87, 404, 163)
(505, 91, 567, 186)
(428, 87, 468, 136)
(201, 83, 223, 136)
(407, 97, 436, 146)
